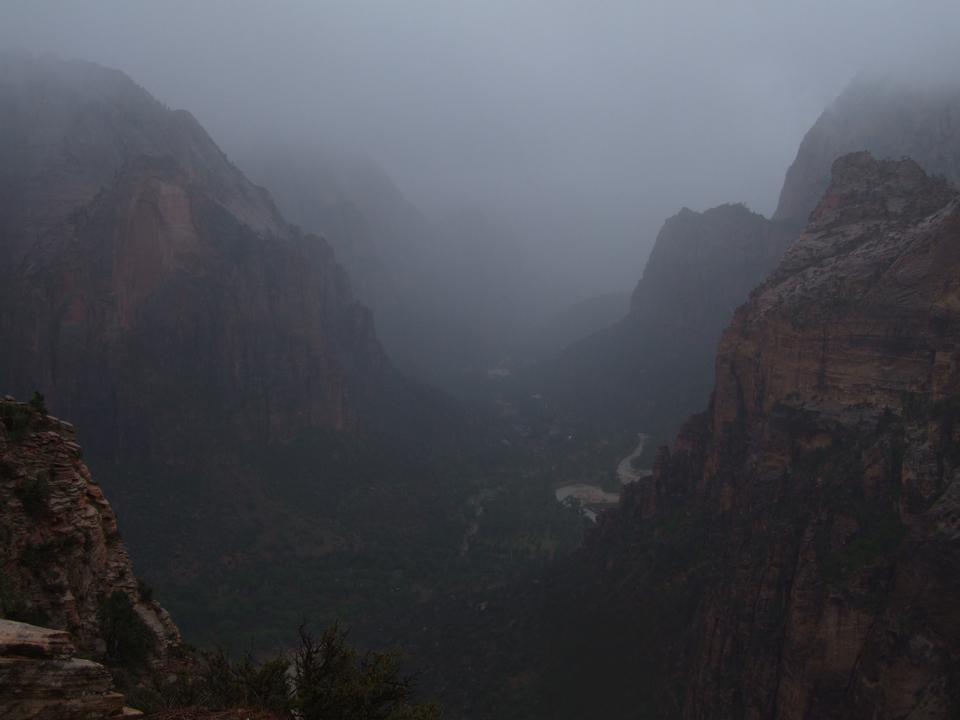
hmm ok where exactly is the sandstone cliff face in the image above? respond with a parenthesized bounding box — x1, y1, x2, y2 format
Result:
(775, 72, 960, 224)
(0, 619, 131, 720)
(0, 50, 286, 263)
(0, 52, 404, 647)
(0, 52, 472, 653)
(0, 52, 386, 457)
(0, 397, 180, 661)
(549, 203, 796, 435)
(591, 154, 960, 718)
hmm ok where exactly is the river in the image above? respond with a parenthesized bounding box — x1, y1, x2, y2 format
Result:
(554, 433, 651, 521)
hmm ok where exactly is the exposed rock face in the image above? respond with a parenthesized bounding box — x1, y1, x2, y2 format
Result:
(550, 70, 960, 441)
(548, 203, 796, 434)
(0, 397, 180, 661)
(0, 51, 468, 652)
(775, 71, 960, 224)
(0, 51, 386, 459)
(584, 154, 960, 718)
(0, 619, 129, 720)
(0, 55, 389, 510)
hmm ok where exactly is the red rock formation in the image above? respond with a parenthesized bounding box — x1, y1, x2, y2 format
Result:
(0, 53, 398, 605)
(0, 52, 469, 655)
(0, 397, 180, 661)
(593, 153, 960, 718)
(0, 52, 387, 458)
(0, 619, 132, 720)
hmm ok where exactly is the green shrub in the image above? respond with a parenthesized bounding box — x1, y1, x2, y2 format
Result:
(98, 591, 156, 668)
(21, 536, 72, 571)
(1, 403, 36, 441)
(28, 391, 48, 416)
(16, 471, 51, 516)
(0, 576, 48, 626)
(198, 646, 291, 711)
(293, 623, 440, 720)
(164, 623, 441, 719)
(137, 578, 155, 603)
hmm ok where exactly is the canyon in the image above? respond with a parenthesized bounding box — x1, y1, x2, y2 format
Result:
(3, 41, 960, 720)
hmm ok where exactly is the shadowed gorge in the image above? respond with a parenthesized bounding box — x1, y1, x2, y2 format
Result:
(2, 4, 960, 719)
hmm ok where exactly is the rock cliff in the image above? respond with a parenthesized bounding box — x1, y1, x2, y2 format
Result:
(547, 203, 796, 435)
(0, 51, 386, 458)
(581, 153, 960, 718)
(0, 51, 474, 652)
(0, 619, 132, 719)
(775, 71, 960, 224)
(0, 396, 180, 662)
(548, 71, 960, 443)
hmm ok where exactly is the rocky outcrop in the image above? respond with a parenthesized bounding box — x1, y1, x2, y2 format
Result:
(0, 397, 180, 662)
(547, 203, 796, 435)
(775, 71, 960, 224)
(580, 153, 960, 719)
(0, 619, 132, 720)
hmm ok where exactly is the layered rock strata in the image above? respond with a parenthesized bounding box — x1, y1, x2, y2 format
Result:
(0, 616, 131, 719)
(591, 153, 960, 718)
(0, 397, 180, 661)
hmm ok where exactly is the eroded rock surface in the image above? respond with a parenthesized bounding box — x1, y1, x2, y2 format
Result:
(0, 397, 180, 661)
(0, 619, 128, 720)
(588, 153, 960, 718)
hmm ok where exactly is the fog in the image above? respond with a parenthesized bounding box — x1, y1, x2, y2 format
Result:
(4, 0, 960, 297)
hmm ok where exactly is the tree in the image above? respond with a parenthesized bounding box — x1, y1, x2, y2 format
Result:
(28, 391, 47, 416)
(293, 623, 440, 720)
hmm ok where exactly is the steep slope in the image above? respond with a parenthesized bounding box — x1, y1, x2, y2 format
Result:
(0, 51, 382, 451)
(675, 152, 960, 719)
(1, 395, 185, 719)
(237, 145, 550, 393)
(545, 71, 960, 443)
(0, 52, 478, 651)
(776, 71, 960, 224)
(545, 204, 796, 436)
(533, 153, 960, 719)
(0, 397, 180, 661)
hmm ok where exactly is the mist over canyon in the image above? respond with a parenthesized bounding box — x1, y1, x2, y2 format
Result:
(2, 3, 960, 719)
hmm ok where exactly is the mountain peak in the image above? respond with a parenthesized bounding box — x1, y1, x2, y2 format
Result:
(775, 74, 960, 224)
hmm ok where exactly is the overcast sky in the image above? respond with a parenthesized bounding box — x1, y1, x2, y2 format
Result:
(3, 1, 959, 295)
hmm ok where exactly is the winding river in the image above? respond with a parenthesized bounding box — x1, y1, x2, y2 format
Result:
(554, 433, 651, 521)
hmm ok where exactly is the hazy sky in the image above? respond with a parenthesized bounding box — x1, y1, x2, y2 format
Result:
(3, 0, 959, 295)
